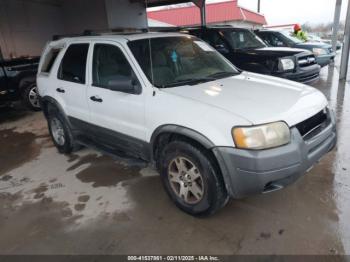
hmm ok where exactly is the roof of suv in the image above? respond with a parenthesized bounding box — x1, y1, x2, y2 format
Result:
(49, 32, 188, 46)
(184, 25, 248, 31)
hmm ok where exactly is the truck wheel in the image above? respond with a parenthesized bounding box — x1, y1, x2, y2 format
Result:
(159, 140, 228, 216)
(47, 108, 74, 154)
(22, 82, 41, 111)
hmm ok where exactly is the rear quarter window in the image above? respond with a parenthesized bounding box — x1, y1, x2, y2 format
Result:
(41, 48, 61, 73)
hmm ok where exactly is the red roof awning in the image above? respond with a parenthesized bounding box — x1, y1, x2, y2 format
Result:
(147, 0, 267, 26)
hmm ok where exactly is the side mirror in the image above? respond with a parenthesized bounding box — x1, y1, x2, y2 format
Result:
(215, 44, 229, 54)
(107, 76, 139, 94)
(276, 41, 284, 47)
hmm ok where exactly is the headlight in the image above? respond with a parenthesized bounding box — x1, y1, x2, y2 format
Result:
(312, 48, 327, 56)
(279, 58, 295, 71)
(232, 122, 291, 150)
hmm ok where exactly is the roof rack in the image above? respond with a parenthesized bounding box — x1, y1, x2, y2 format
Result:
(149, 25, 235, 32)
(52, 28, 149, 40)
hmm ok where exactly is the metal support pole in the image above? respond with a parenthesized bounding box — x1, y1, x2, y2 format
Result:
(200, 2, 206, 27)
(257, 0, 261, 13)
(332, 0, 342, 52)
(193, 0, 206, 27)
(340, 0, 350, 80)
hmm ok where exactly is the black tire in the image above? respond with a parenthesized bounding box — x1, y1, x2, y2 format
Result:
(159, 140, 228, 216)
(22, 82, 41, 111)
(47, 107, 74, 154)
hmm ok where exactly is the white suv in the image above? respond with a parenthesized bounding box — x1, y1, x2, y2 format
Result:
(37, 32, 337, 216)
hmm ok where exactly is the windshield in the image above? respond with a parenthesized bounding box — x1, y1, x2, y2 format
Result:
(280, 31, 304, 44)
(128, 36, 239, 88)
(222, 29, 266, 49)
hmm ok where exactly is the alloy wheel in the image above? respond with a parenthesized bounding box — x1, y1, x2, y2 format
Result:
(28, 86, 40, 109)
(168, 156, 204, 204)
(50, 117, 65, 146)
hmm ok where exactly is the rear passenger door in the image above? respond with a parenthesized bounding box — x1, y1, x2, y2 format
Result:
(55, 43, 90, 123)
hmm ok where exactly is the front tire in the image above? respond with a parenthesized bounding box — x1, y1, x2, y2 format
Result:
(159, 140, 228, 216)
(47, 108, 74, 154)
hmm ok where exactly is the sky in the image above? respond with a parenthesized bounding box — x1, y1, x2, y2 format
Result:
(234, 0, 348, 25)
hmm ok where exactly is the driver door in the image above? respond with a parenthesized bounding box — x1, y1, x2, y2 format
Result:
(86, 41, 146, 157)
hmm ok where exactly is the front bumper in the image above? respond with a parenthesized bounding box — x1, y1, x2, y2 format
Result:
(275, 64, 321, 84)
(316, 52, 336, 67)
(213, 110, 337, 199)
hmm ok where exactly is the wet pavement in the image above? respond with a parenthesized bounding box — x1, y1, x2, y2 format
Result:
(0, 65, 349, 255)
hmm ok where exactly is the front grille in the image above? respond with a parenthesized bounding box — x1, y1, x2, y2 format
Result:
(298, 55, 317, 68)
(297, 72, 319, 83)
(296, 109, 328, 137)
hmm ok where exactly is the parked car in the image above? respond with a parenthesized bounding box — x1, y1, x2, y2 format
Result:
(37, 32, 337, 216)
(0, 56, 40, 110)
(307, 34, 342, 50)
(318, 39, 342, 51)
(181, 26, 320, 84)
(255, 29, 336, 67)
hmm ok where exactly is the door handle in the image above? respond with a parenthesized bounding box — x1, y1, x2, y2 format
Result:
(90, 96, 103, 103)
(56, 88, 65, 93)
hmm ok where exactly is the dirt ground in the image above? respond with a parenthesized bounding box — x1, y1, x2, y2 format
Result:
(0, 65, 349, 255)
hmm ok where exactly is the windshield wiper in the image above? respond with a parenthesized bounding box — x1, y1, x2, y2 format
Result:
(160, 77, 216, 88)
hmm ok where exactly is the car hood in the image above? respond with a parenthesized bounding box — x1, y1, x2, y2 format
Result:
(161, 71, 328, 126)
(242, 47, 310, 57)
(295, 42, 331, 49)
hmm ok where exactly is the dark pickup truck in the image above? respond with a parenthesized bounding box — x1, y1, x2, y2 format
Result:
(183, 26, 320, 84)
(0, 56, 40, 110)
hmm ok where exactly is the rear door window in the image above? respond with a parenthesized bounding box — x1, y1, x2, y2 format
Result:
(58, 44, 89, 84)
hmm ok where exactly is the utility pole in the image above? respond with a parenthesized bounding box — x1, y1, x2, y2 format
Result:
(332, 0, 342, 52)
(340, 0, 350, 79)
(257, 0, 261, 13)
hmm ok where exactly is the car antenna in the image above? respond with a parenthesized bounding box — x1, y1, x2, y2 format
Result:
(146, 0, 156, 96)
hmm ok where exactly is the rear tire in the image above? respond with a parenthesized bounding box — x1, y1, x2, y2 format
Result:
(159, 140, 228, 216)
(22, 82, 41, 111)
(47, 107, 74, 154)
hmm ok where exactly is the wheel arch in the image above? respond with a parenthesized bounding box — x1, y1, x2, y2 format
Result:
(40, 96, 71, 126)
(18, 74, 36, 91)
(150, 125, 234, 196)
(150, 124, 216, 169)
(151, 124, 233, 200)
(151, 125, 215, 153)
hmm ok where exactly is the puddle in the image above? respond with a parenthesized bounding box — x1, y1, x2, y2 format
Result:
(78, 195, 90, 203)
(0, 192, 83, 253)
(68, 154, 142, 187)
(0, 128, 41, 175)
